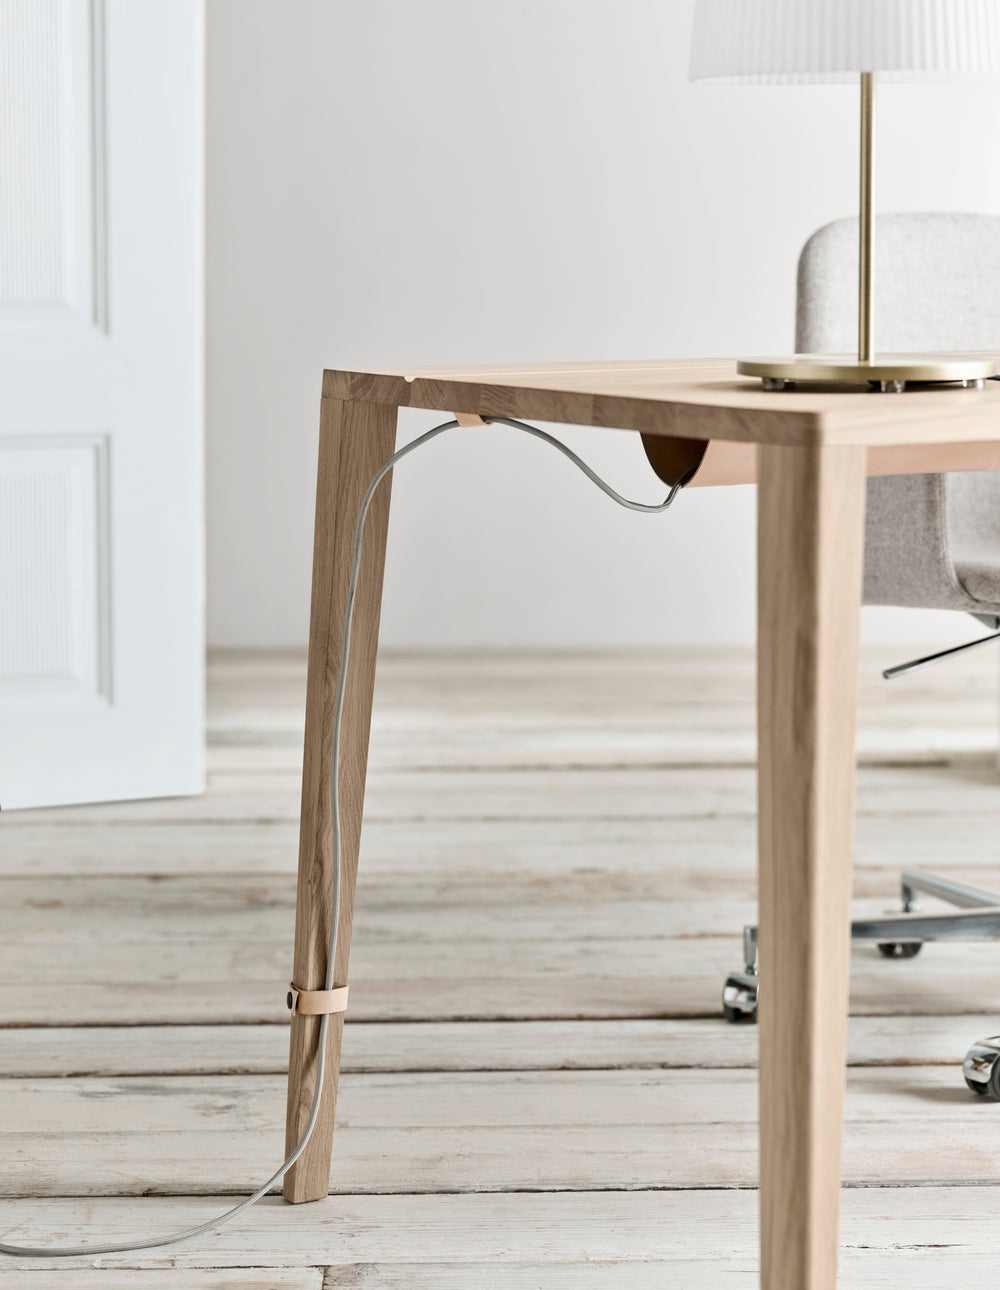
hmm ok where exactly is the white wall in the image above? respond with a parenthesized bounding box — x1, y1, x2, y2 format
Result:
(206, 0, 1000, 648)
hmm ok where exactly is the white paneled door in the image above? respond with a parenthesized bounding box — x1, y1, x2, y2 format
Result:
(0, 0, 204, 809)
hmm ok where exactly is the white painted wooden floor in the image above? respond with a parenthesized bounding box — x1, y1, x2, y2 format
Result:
(4, 646, 1000, 1287)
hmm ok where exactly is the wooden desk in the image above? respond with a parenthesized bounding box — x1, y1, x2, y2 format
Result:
(281, 359, 1000, 1290)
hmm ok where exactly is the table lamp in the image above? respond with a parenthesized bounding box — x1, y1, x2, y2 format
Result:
(690, 0, 1000, 391)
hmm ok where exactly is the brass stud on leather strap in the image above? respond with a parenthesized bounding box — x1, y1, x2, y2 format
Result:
(286, 983, 349, 1017)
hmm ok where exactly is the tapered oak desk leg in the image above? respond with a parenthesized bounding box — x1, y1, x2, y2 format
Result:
(283, 397, 397, 1203)
(756, 443, 867, 1289)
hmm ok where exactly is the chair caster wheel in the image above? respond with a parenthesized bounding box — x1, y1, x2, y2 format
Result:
(877, 941, 922, 958)
(964, 1038, 1000, 1099)
(722, 971, 758, 1024)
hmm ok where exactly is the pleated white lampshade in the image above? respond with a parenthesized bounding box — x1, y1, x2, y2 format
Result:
(690, 0, 1000, 83)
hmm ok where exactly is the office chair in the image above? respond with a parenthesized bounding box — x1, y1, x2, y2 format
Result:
(722, 213, 1000, 1098)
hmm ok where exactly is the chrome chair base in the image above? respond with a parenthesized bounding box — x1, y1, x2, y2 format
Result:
(722, 867, 1000, 1097)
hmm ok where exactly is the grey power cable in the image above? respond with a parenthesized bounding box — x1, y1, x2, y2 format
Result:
(0, 415, 687, 1260)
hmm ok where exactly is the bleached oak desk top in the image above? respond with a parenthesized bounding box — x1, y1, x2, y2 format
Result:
(323, 356, 1000, 451)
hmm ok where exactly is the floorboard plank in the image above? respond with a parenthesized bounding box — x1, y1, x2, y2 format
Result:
(2, 930, 998, 1025)
(2, 1188, 999, 1272)
(4, 1069, 1000, 1197)
(1, 1015, 989, 1079)
(318, 1256, 1000, 1290)
(0, 1273, 322, 1289)
(6, 812, 1000, 880)
(8, 760, 1000, 825)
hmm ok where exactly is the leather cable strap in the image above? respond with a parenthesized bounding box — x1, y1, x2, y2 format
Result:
(286, 983, 349, 1017)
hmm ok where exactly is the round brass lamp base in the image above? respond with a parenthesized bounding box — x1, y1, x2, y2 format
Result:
(738, 353, 999, 392)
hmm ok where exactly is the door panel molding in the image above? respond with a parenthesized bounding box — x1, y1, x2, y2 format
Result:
(0, 0, 108, 330)
(0, 434, 111, 705)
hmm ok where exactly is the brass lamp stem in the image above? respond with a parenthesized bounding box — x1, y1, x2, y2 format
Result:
(859, 71, 875, 364)
(736, 66, 999, 388)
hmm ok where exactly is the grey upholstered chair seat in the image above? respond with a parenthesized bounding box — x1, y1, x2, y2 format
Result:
(956, 547, 1000, 606)
(864, 474, 1000, 616)
(797, 213, 1000, 617)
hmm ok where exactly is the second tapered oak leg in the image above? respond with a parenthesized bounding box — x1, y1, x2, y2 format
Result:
(283, 396, 398, 1203)
(756, 443, 867, 1290)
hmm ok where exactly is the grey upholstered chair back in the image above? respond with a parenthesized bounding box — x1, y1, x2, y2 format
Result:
(797, 213, 1000, 616)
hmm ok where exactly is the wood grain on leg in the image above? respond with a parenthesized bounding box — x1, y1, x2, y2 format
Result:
(756, 443, 867, 1289)
(283, 397, 398, 1203)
